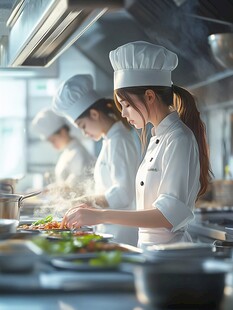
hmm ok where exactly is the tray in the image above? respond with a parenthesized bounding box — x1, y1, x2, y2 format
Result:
(18, 224, 93, 233)
(50, 252, 142, 272)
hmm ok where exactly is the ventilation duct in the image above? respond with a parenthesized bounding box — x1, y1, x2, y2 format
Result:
(6, 0, 124, 67)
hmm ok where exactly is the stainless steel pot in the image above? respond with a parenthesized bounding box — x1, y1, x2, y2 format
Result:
(0, 191, 41, 221)
(126, 258, 232, 308)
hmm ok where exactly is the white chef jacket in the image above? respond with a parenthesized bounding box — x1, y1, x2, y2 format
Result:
(94, 121, 139, 246)
(136, 111, 200, 247)
(55, 138, 95, 188)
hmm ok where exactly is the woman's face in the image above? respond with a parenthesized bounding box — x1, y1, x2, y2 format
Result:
(48, 133, 66, 150)
(116, 93, 148, 129)
(75, 113, 103, 141)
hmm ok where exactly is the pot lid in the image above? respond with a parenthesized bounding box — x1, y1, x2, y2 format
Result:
(0, 193, 22, 202)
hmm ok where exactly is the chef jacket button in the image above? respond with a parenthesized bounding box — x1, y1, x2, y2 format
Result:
(140, 181, 144, 186)
(156, 139, 159, 144)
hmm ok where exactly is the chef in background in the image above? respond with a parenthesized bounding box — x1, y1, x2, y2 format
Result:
(52, 74, 139, 246)
(31, 108, 95, 194)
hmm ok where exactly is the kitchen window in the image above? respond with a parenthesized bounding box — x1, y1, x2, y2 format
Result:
(0, 79, 27, 179)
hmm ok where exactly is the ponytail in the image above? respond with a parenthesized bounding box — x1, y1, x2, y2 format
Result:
(172, 85, 212, 197)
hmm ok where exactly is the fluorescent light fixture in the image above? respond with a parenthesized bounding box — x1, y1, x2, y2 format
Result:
(0, 70, 36, 78)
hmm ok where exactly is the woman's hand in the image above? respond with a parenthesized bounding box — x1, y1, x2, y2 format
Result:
(61, 204, 104, 228)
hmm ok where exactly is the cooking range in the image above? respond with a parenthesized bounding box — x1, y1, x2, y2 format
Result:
(189, 205, 233, 242)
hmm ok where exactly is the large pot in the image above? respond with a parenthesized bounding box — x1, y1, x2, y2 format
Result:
(0, 191, 41, 221)
(126, 259, 232, 308)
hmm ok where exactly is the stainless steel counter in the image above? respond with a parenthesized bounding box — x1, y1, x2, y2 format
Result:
(0, 292, 140, 310)
(1, 214, 231, 309)
(0, 288, 233, 310)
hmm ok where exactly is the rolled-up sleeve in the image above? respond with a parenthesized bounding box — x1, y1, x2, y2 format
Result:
(153, 194, 194, 232)
(153, 133, 200, 232)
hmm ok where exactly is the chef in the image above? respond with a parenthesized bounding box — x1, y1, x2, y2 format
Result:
(60, 42, 212, 248)
(31, 108, 95, 191)
(53, 74, 139, 246)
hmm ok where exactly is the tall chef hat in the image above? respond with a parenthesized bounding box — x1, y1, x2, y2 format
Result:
(52, 74, 101, 122)
(31, 108, 67, 140)
(109, 41, 178, 89)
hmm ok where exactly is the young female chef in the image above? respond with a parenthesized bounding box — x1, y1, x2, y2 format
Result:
(52, 74, 139, 245)
(32, 108, 95, 192)
(60, 42, 212, 247)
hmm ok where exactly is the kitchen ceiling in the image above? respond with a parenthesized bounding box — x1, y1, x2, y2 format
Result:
(74, 0, 233, 107)
(0, 0, 14, 9)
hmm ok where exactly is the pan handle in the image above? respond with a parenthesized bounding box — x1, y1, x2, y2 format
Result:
(20, 190, 42, 201)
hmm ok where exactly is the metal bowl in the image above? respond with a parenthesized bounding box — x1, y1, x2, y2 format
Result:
(126, 258, 232, 308)
(208, 33, 233, 69)
(0, 240, 43, 273)
(0, 219, 19, 234)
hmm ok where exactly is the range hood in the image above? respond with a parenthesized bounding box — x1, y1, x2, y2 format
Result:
(6, 0, 124, 67)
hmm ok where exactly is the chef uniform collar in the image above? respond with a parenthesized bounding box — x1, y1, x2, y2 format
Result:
(151, 111, 180, 137)
(103, 121, 124, 140)
(109, 41, 178, 89)
(52, 74, 102, 123)
(31, 108, 67, 140)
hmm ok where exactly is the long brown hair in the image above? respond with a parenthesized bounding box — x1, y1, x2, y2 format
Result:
(114, 86, 212, 197)
(78, 98, 130, 129)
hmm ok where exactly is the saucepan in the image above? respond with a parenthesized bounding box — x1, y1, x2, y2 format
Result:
(0, 191, 41, 221)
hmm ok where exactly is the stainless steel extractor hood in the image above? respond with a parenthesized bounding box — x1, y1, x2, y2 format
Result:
(6, 0, 124, 67)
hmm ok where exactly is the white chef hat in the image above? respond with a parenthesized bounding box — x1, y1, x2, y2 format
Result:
(52, 74, 101, 122)
(109, 41, 178, 89)
(31, 108, 67, 140)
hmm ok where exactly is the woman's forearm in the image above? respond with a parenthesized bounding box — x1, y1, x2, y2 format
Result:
(71, 195, 109, 209)
(101, 208, 172, 229)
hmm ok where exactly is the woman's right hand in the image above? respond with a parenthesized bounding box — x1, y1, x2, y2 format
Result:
(60, 204, 104, 228)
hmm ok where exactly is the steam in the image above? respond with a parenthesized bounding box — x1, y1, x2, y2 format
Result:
(33, 165, 96, 220)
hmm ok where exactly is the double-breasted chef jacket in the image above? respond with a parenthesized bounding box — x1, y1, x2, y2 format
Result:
(55, 138, 95, 188)
(136, 111, 200, 247)
(94, 121, 140, 246)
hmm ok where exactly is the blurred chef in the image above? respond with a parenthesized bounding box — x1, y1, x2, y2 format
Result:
(52, 75, 139, 246)
(31, 108, 95, 191)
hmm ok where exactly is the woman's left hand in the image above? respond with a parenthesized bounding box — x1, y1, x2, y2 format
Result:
(61, 204, 104, 228)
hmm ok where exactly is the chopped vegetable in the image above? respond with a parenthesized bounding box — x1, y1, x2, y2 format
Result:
(89, 251, 122, 267)
(32, 215, 53, 226)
